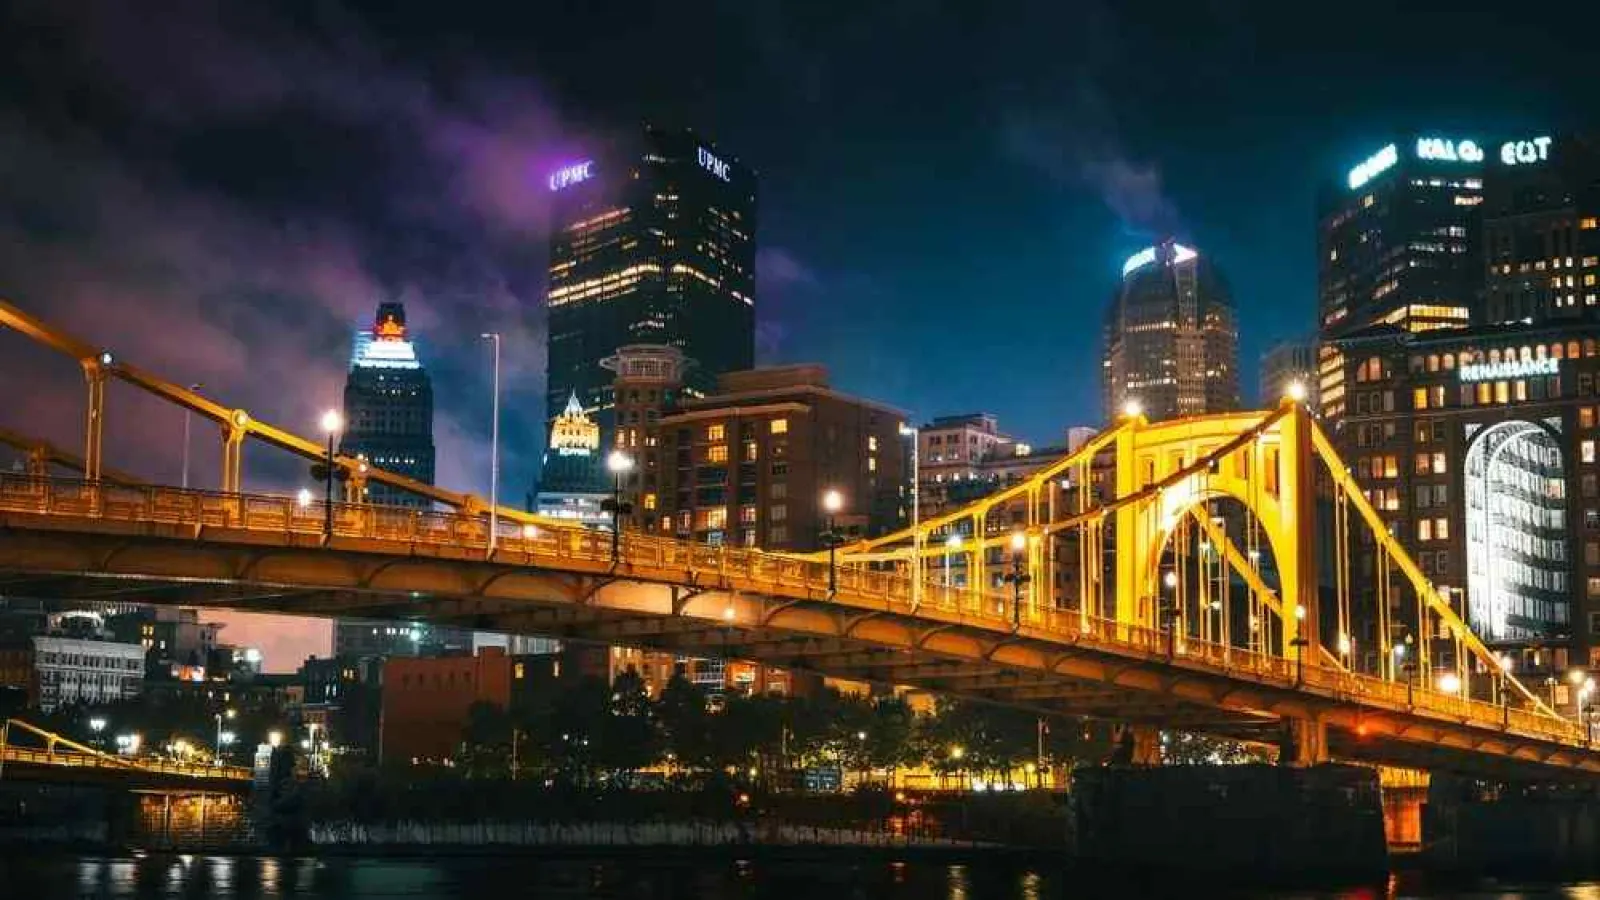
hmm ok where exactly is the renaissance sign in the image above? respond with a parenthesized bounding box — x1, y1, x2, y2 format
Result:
(1459, 358, 1560, 383)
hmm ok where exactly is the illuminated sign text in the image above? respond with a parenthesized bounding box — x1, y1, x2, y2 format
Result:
(1459, 358, 1559, 383)
(548, 160, 595, 191)
(696, 147, 731, 182)
(1121, 243, 1197, 277)
(1348, 144, 1398, 190)
(1500, 136, 1553, 166)
(1416, 137, 1484, 163)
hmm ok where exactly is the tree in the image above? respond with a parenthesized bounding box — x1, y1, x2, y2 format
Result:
(458, 701, 512, 777)
(656, 671, 710, 769)
(598, 668, 659, 778)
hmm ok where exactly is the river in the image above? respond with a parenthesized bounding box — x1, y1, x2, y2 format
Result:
(2, 855, 1598, 899)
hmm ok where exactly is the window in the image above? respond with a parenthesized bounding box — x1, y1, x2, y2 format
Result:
(1433, 453, 1447, 474)
(1413, 387, 1428, 410)
(1435, 517, 1449, 540)
(868, 436, 878, 452)
(707, 444, 729, 464)
(1587, 441, 1597, 464)
(707, 424, 725, 442)
(770, 481, 787, 500)
(868, 456, 877, 471)
(739, 505, 757, 524)
(644, 493, 658, 510)
(1415, 453, 1432, 475)
(1419, 519, 1433, 541)
(768, 525, 788, 545)
(1583, 408, 1597, 430)
(770, 418, 788, 435)
(743, 440, 758, 461)
(770, 462, 789, 477)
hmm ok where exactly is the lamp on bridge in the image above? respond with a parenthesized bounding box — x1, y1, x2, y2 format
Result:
(214, 708, 236, 766)
(88, 716, 106, 750)
(1004, 531, 1033, 632)
(1121, 398, 1143, 419)
(604, 450, 635, 564)
(821, 488, 845, 598)
(1285, 380, 1308, 404)
(944, 532, 963, 591)
(1290, 604, 1308, 686)
(1394, 642, 1416, 706)
(318, 409, 344, 542)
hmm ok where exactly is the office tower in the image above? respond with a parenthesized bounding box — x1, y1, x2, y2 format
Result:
(531, 393, 609, 525)
(1261, 338, 1320, 408)
(544, 127, 756, 442)
(1102, 239, 1240, 422)
(341, 302, 435, 507)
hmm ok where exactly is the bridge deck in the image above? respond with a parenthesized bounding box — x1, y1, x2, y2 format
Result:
(0, 475, 1595, 780)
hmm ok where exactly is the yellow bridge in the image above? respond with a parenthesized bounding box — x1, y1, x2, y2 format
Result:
(0, 719, 251, 789)
(1, 298, 1597, 780)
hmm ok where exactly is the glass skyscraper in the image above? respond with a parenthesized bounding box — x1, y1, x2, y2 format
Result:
(341, 302, 435, 508)
(544, 126, 756, 442)
(1101, 240, 1240, 422)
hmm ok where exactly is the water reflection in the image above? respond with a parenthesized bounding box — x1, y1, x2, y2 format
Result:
(15, 853, 1600, 899)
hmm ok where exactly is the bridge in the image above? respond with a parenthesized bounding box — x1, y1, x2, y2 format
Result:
(0, 719, 251, 791)
(1, 297, 1597, 780)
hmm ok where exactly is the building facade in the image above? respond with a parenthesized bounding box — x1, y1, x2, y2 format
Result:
(532, 393, 609, 526)
(341, 302, 436, 506)
(380, 647, 513, 765)
(1260, 338, 1320, 409)
(545, 127, 756, 442)
(0, 635, 145, 711)
(1102, 240, 1240, 422)
(637, 363, 909, 551)
(917, 414, 1017, 516)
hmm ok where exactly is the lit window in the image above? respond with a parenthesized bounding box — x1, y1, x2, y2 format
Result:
(1433, 453, 1447, 474)
(1584, 441, 1596, 464)
(868, 436, 878, 452)
(743, 440, 758, 460)
(1419, 519, 1433, 541)
(868, 457, 877, 471)
(1435, 517, 1449, 540)
(770, 418, 788, 435)
(644, 493, 658, 510)
(707, 424, 725, 442)
(707, 444, 729, 464)
(770, 504, 787, 522)
(1583, 218, 1598, 230)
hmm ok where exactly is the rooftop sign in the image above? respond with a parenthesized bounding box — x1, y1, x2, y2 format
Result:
(697, 146, 732, 182)
(1348, 144, 1398, 190)
(1459, 358, 1558, 383)
(1416, 137, 1484, 164)
(1501, 136, 1553, 166)
(548, 160, 595, 192)
(1122, 243, 1197, 277)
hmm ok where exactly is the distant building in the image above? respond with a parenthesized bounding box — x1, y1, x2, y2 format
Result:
(545, 126, 756, 445)
(637, 361, 909, 551)
(1261, 338, 1320, 408)
(917, 414, 1015, 516)
(0, 635, 144, 711)
(336, 302, 469, 657)
(532, 393, 609, 526)
(300, 656, 382, 761)
(341, 302, 436, 506)
(380, 647, 513, 766)
(1102, 240, 1240, 422)
(1317, 134, 1485, 422)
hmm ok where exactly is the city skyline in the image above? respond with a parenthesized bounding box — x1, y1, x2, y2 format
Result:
(2, 2, 1600, 670)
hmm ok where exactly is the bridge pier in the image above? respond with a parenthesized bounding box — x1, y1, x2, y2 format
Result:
(1278, 717, 1329, 767)
(1110, 724, 1161, 766)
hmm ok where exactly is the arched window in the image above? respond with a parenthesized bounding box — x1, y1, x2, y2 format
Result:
(1427, 354, 1440, 372)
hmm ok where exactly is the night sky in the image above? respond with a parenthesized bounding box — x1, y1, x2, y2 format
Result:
(2, 0, 1597, 669)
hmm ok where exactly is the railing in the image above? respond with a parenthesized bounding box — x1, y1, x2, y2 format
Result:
(0, 746, 251, 781)
(0, 475, 1589, 753)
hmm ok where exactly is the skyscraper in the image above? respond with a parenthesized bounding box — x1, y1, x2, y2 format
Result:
(341, 302, 435, 507)
(1317, 134, 1485, 421)
(335, 302, 467, 659)
(1102, 240, 1239, 422)
(544, 126, 756, 442)
(531, 392, 609, 525)
(1260, 338, 1319, 408)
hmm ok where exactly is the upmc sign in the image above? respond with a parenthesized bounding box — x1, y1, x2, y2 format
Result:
(697, 147, 732, 182)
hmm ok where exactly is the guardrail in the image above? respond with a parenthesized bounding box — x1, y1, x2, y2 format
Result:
(0, 475, 1588, 753)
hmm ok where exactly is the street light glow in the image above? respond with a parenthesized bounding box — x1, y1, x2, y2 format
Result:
(267, 730, 283, 748)
(320, 409, 344, 434)
(1162, 570, 1178, 589)
(522, 523, 539, 539)
(1012, 531, 1028, 553)
(296, 488, 314, 508)
(606, 449, 634, 474)
(898, 422, 916, 437)
(88, 717, 107, 733)
(1121, 399, 1143, 419)
(822, 488, 844, 514)
(1437, 673, 1461, 695)
(945, 533, 962, 551)
(949, 744, 964, 760)
(1570, 669, 1587, 685)
(1286, 380, 1307, 403)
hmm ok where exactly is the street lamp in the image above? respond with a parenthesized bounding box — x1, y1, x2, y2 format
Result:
(267, 730, 283, 749)
(1583, 680, 1597, 746)
(181, 383, 202, 489)
(214, 708, 237, 765)
(1437, 672, 1462, 695)
(480, 333, 501, 557)
(822, 488, 844, 598)
(1121, 398, 1143, 419)
(1290, 604, 1308, 686)
(1003, 531, 1032, 630)
(898, 422, 921, 609)
(296, 487, 314, 509)
(319, 409, 344, 541)
(1285, 380, 1307, 404)
(944, 532, 963, 595)
(605, 450, 634, 563)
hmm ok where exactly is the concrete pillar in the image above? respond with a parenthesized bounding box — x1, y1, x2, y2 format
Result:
(1279, 717, 1329, 767)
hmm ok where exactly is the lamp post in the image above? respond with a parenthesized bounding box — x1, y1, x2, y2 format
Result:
(214, 708, 236, 766)
(1004, 531, 1031, 631)
(898, 423, 920, 609)
(944, 532, 962, 604)
(1583, 679, 1596, 746)
(1290, 604, 1308, 686)
(319, 409, 343, 541)
(181, 383, 202, 489)
(606, 450, 634, 563)
(822, 489, 844, 598)
(1159, 569, 1180, 657)
(88, 716, 107, 750)
(480, 333, 501, 556)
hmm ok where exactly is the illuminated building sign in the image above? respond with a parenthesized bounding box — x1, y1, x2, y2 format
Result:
(696, 146, 732, 182)
(1122, 243, 1197, 277)
(1415, 137, 1484, 163)
(1500, 136, 1553, 166)
(1348, 144, 1398, 190)
(1458, 358, 1559, 383)
(548, 160, 595, 191)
